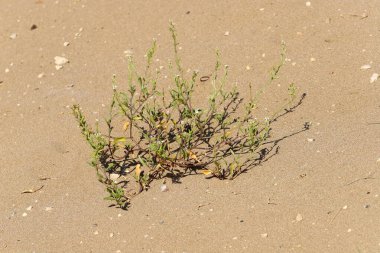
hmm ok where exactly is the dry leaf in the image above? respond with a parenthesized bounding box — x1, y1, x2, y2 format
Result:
(188, 150, 200, 162)
(199, 169, 213, 175)
(21, 185, 44, 194)
(114, 137, 127, 145)
(122, 121, 130, 131)
(135, 164, 141, 178)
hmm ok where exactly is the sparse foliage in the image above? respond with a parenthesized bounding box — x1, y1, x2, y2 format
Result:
(72, 22, 302, 209)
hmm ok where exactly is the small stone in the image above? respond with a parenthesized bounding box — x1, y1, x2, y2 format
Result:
(37, 73, 45, 78)
(246, 65, 251, 70)
(306, 1, 311, 7)
(118, 213, 122, 217)
(360, 64, 371, 70)
(377, 158, 380, 163)
(26, 206, 33, 211)
(296, 213, 303, 222)
(224, 31, 230, 36)
(370, 73, 379, 83)
(45, 207, 53, 212)
(364, 204, 370, 208)
(342, 205, 348, 210)
(109, 233, 114, 238)
(307, 138, 315, 142)
(30, 24, 38, 30)
(347, 228, 352, 233)
(124, 50, 133, 57)
(232, 236, 238, 240)
(5, 68, 10, 73)
(54, 56, 69, 66)
(261, 233, 268, 238)
(94, 230, 99, 235)
(55, 65, 63, 70)
(22, 212, 28, 217)
(109, 173, 119, 181)
(160, 184, 168, 192)
(259, 8, 265, 11)
(310, 57, 316, 62)
(10, 33, 17, 39)
(63, 42, 70, 47)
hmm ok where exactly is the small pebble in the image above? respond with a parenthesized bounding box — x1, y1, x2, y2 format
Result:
(45, 207, 53, 212)
(342, 205, 348, 210)
(296, 213, 303, 222)
(310, 57, 316, 62)
(261, 233, 268, 238)
(347, 228, 352, 233)
(370, 73, 379, 83)
(22, 212, 28, 217)
(10, 33, 17, 39)
(5, 68, 10, 73)
(306, 1, 311, 7)
(37, 73, 45, 78)
(160, 184, 168, 192)
(124, 50, 133, 57)
(63, 41, 70, 47)
(224, 31, 230, 36)
(26, 206, 33, 211)
(94, 231, 99, 235)
(232, 236, 238, 240)
(246, 65, 251, 70)
(109, 173, 119, 181)
(307, 138, 315, 142)
(360, 64, 371, 70)
(109, 233, 114, 238)
(364, 204, 370, 208)
(54, 56, 69, 66)
(30, 24, 38, 30)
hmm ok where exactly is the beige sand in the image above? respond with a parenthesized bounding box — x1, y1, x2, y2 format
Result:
(1, 0, 380, 252)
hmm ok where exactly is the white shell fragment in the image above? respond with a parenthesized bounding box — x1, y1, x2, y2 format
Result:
(360, 64, 371, 70)
(160, 184, 168, 192)
(54, 56, 69, 70)
(10, 33, 17, 39)
(370, 73, 379, 83)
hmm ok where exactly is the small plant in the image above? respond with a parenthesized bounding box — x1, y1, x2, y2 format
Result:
(72, 22, 305, 209)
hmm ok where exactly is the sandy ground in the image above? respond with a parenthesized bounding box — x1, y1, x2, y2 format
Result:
(1, 0, 380, 252)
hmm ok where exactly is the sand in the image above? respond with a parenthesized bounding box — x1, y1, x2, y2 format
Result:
(1, 0, 380, 252)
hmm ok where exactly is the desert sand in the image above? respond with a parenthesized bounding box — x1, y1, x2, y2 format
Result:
(1, 0, 380, 252)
